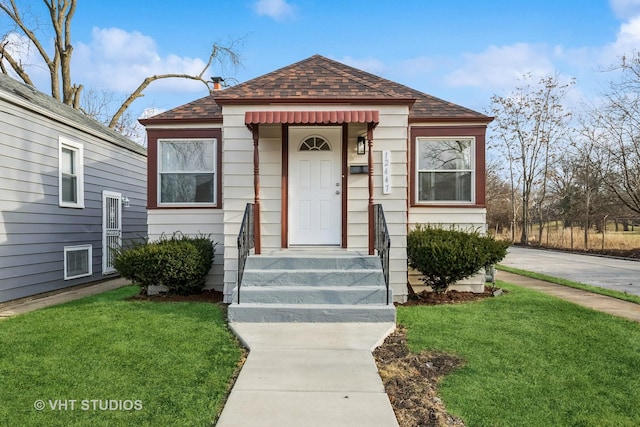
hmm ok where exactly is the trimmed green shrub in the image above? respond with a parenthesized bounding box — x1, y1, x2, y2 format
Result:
(112, 233, 216, 295)
(161, 234, 215, 283)
(407, 225, 509, 293)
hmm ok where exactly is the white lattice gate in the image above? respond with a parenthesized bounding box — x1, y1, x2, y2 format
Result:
(102, 191, 122, 274)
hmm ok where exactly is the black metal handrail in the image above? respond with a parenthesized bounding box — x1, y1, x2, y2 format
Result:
(236, 203, 255, 304)
(373, 204, 391, 305)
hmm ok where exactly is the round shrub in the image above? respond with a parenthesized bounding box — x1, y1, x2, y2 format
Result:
(112, 234, 216, 295)
(407, 225, 509, 293)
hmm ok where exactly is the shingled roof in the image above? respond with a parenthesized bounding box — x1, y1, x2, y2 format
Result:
(0, 73, 146, 156)
(142, 54, 490, 124)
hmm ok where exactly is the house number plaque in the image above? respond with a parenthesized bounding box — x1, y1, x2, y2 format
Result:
(382, 150, 391, 194)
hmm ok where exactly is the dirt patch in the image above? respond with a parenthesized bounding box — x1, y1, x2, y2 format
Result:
(374, 326, 465, 426)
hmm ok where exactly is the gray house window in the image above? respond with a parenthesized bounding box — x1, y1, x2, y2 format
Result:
(64, 245, 92, 280)
(59, 137, 85, 208)
(416, 137, 474, 203)
(158, 139, 216, 205)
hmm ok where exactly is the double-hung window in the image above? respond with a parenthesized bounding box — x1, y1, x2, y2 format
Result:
(158, 139, 216, 205)
(59, 137, 84, 208)
(416, 137, 474, 203)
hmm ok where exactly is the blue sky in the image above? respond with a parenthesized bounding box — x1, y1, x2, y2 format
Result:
(6, 0, 640, 119)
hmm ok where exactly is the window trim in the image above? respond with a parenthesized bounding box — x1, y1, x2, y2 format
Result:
(58, 137, 85, 208)
(410, 126, 487, 208)
(415, 136, 475, 205)
(157, 138, 217, 207)
(146, 128, 222, 210)
(63, 244, 92, 280)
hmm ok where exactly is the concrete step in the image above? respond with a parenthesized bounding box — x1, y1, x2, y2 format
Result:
(245, 254, 382, 270)
(234, 285, 392, 305)
(240, 269, 386, 287)
(227, 303, 396, 323)
(231, 252, 394, 323)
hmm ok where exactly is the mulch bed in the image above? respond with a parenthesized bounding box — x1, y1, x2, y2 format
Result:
(374, 326, 466, 426)
(400, 287, 498, 306)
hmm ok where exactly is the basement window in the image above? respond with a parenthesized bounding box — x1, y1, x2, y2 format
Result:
(64, 245, 92, 280)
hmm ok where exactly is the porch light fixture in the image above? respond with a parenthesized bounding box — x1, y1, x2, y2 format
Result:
(121, 196, 130, 208)
(356, 136, 366, 155)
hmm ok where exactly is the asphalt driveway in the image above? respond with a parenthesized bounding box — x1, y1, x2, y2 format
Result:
(500, 246, 640, 297)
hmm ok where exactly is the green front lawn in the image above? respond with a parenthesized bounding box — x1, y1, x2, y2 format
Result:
(0, 286, 243, 426)
(399, 282, 640, 426)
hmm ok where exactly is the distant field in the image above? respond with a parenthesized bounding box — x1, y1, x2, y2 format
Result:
(496, 221, 640, 257)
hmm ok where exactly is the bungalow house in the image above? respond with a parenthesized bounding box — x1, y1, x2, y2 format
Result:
(140, 55, 492, 322)
(0, 73, 147, 303)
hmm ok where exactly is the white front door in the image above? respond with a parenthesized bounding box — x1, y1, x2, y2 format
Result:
(102, 191, 122, 274)
(289, 127, 342, 246)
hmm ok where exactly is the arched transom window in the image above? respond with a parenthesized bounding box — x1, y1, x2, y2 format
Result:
(299, 136, 331, 151)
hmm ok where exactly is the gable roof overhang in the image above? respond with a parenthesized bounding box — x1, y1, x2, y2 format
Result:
(244, 109, 380, 132)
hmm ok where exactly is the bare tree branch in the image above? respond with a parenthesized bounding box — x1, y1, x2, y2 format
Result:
(108, 74, 207, 128)
(0, 2, 242, 138)
(108, 42, 241, 128)
(0, 39, 34, 85)
(1, 0, 60, 97)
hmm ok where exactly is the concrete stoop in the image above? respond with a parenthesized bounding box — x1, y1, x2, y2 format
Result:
(228, 253, 396, 323)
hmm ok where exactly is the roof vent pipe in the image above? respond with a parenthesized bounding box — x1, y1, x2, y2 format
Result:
(211, 77, 224, 90)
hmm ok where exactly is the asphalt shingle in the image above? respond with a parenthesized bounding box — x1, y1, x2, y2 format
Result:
(143, 54, 490, 124)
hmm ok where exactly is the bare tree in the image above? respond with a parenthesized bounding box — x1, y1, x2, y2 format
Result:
(0, 0, 240, 130)
(485, 157, 514, 236)
(588, 52, 640, 214)
(489, 74, 574, 244)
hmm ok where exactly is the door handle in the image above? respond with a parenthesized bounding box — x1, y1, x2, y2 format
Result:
(335, 190, 340, 195)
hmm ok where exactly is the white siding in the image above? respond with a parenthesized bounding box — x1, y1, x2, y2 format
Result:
(408, 208, 487, 232)
(354, 106, 409, 302)
(147, 209, 225, 291)
(407, 208, 488, 292)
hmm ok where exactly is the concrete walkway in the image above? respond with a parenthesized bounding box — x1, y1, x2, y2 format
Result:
(0, 278, 130, 319)
(496, 270, 640, 323)
(216, 322, 399, 427)
(501, 246, 640, 296)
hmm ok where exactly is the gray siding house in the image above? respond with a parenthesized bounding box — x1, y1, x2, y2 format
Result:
(0, 73, 147, 303)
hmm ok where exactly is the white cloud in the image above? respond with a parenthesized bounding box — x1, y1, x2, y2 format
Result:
(444, 43, 556, 91)
(609, 15, 640, 57)
(73, 27, 209, 94)
(610, 0, 640, 19)
(253, 0, 295, 21)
